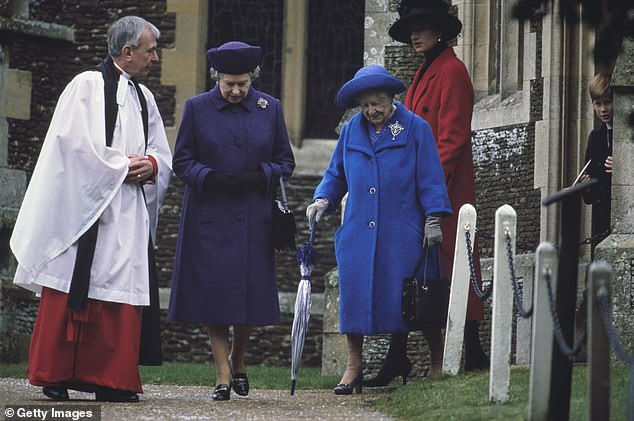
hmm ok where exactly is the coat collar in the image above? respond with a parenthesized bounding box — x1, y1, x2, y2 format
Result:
(406, 47, 456, 112)
(420, 47, 456, 81)
(208, 84, 260, 112)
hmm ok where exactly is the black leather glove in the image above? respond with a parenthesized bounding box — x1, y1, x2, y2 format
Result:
(203, 171, 266, 195)
(239, 171, 267, 190)
(423, 214, 443, 248)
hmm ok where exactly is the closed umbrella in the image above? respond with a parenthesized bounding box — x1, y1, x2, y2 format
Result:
(290, 218, 316, 395)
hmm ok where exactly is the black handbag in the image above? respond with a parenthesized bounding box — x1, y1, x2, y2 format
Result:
(401, 246, 450, 328)
(272, 176, 296, 251)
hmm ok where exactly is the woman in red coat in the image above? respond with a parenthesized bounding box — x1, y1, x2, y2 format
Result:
(364, 0, 489, 387)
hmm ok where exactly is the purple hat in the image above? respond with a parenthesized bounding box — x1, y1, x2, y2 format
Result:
(336, 65, 407, 109)
(207, 41, 262, 74)
(388, 0, 462, 44)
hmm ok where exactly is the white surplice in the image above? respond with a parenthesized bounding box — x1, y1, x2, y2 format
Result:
(11, 70, 172, 306)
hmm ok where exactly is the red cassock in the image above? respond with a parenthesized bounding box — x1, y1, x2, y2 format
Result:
(28, 288, 143, 393)
(405, 47, 484, 320)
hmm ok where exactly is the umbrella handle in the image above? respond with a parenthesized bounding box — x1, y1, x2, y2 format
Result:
(308, 216, 317, 244)
(279, 176, 290, 212)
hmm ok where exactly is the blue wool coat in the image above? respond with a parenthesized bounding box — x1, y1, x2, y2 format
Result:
(168, 85, 295, 325)
(314, 102, 451, 335)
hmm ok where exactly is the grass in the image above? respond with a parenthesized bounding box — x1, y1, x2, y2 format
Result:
(371, 364, 630, 421)
(0, 362, 339, 391)
(1, 362, 629, 420)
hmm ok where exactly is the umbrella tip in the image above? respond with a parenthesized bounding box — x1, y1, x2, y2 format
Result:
(290, 380, 296, 395)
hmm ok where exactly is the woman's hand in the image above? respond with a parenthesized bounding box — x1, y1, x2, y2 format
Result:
(424, 215, 442, 248)
(306, 198, 329, 223)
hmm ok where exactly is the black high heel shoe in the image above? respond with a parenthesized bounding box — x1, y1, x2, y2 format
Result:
(334, 373, 363, 395)
(211, 384, 231, 401)
(363, 356, 412, 387)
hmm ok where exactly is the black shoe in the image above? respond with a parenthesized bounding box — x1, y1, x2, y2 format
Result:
(95, 388, 139, 402)
(363, 356, 412, 387)
(212, 384, 231, 401)
(231, 373, 249, 396)
(334, 373, 363, 395)
(42, 386, 69, 401)
(464, 320, 490, 372)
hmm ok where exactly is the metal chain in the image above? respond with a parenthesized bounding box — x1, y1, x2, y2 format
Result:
(506, 232, 533, 318)
(465, 228, 492, 300)
(544, 271, 587, 360)
(596, 292, 634, 365)
(579, 229, 611, 246)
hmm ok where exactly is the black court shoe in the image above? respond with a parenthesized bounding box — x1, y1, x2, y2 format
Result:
(231, 374, 249, 396)
(211, 384, 231, 401)
(228, 354, 249, 396)
(42, 386, 69, 401)
(95, 387, 139, 402)
(334, 373, 363, 395)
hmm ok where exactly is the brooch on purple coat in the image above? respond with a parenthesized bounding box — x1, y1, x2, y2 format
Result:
(257, 98, 269, 109)
(388, 121, 404, 140)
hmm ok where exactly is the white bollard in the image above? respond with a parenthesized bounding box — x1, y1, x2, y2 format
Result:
(489, 204, 516, 404)
(528, 242, 558, 421)
(443, 204, 477, 376)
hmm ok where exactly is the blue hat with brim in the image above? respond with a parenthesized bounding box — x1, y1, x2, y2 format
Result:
(207, 41, 262, 74)
(336, 65, 407, 109)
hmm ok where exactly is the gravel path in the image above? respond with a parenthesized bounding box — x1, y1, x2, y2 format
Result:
(0, 378, 396, 421)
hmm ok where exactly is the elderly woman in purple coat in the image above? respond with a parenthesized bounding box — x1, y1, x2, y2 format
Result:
(306, 65, 451, 395)
(168, 42, 295, 401)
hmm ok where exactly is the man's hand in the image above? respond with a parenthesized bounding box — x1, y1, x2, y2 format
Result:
(604, 155, 613, 173)
(126, 154, 154, 184)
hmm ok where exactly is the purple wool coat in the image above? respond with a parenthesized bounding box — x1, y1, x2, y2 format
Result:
(168, 85, 295, 325)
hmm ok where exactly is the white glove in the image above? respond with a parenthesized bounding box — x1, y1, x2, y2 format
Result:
(424, 215, 442, 248)
(306, 198, 329, 223)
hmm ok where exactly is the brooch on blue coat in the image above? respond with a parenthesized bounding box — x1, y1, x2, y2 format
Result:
(388, 121, 404, 140)
(257, 98, 269, 109)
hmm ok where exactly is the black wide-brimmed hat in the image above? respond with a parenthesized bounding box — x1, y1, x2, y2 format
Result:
(207, 41, 262, 74)
(388, 0, 462, 44)
(336, 65, 407, 109)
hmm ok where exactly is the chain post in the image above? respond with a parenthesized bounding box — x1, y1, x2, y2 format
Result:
(588, 261, 612, 421)
(444, 204, 478, 376)
(528, 242, 558, 421)
(490, 204, 516, 404)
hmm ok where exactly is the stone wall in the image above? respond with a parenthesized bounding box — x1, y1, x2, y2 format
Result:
(7, 1, 175, 177)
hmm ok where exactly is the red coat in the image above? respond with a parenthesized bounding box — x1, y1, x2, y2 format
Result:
(405, 47, 483, 320)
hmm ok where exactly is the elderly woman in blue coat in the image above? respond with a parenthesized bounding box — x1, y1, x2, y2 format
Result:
(307, 65, 451, 395)
(168, 42, 295, 401)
